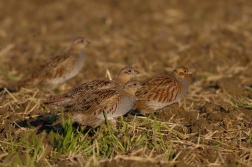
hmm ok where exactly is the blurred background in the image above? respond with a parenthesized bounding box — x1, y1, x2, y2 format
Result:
(1, 1, 252, 166)
(1, 0, 252, 120)
(1, 0, 251, 89)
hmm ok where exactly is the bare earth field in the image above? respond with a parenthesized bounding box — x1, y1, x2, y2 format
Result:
(0, 0, 252, 166)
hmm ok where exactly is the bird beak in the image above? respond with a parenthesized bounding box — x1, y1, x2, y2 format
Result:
(134, 70, 140, 74)
(136, 83, 143, 88)
(86, 41, 91, 45)
(188, 71, 192, 74)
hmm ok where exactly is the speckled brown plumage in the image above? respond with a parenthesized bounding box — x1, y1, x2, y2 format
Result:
(44, 66, 139, 108)
(16, 37, 90, 89)
(72, 80, 142, 127)
(133, 66, 190, 115)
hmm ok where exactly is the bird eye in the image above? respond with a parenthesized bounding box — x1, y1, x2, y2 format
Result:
(128, 70, 132, 73)
(80, 40, 83, 43)
(184, 70, 186, 73)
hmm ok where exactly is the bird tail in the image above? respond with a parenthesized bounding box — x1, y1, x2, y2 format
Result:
(132, 100, 153, 115)
(43, 94, 72, 106)
(15, 75, 34, 89)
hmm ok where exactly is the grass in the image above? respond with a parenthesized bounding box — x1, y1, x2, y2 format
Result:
(0, 74, 252, 166)
(0, 111, 185, 166)
(1, 88, 251, 166)
(230, 95, 252, 110)
(0, 128, 46, 166)
(1, 0, 252, 166)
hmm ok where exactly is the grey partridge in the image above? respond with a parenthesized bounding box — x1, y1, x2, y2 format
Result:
(72, 80, 142, 127)
(44, 66, 139, 108)
(133, 66, 190, 115)
(17, 37, 90, 89)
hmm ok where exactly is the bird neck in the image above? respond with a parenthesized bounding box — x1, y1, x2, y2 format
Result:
(177, 77, 189, 93)
(67, 46, 83, 55)
(172, 72, 189, 87)
(176, 75, 189, 84)
(181, 78, 189, 89)
(122, 87, 136, 97)
(116, 75, 130, 85)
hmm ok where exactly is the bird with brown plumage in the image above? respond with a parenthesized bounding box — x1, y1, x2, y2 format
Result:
(133, 66, 190, 115)
(72, 80, 142, 127)
(16, 37, 90, 89)
(44, 66, 139, 109)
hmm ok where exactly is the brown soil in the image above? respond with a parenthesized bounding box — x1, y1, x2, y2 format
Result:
(1, 0, 252, 166)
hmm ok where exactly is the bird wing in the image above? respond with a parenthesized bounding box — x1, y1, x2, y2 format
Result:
(76, 89, 120, 116)
(136, 74, 179, 103)
(69, 80, 118, 100)
(43, 80, 118, 107)
(37, 52, 75, 79)
(18, 53, 70, 86)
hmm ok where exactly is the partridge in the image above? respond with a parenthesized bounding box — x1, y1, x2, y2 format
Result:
(16, 37, 90, 89)
(44, 66, 139, 108)
(72, 80, 142, 127)
(133, 66, 190, 115)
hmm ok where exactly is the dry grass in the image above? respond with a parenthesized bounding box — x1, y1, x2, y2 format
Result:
(1, 0, 252, 166)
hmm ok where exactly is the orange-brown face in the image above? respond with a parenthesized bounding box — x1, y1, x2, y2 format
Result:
(117, 66, 140, 84)
(123, 80, 143, 95)
(121, 66, 139, 76)
(73, 37, 90, 49)
(174, 66, 190, 78)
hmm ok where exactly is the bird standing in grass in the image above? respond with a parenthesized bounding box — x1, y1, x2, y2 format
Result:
(44, 66, 139, 109)
(133, 66, 190, 115)
(72, 80, 142, 127)
(16, 37, 90, 89)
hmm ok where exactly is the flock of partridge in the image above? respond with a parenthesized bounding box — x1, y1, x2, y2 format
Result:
(16, 37, 191, 128)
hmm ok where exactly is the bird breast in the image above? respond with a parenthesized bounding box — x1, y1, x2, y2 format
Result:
(146, 79, 189, 110)
(95, 96, 135, 120)
(65, 51, 85, 79)
(176, 79, 189, 102)
(48, 51, 85, 85)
